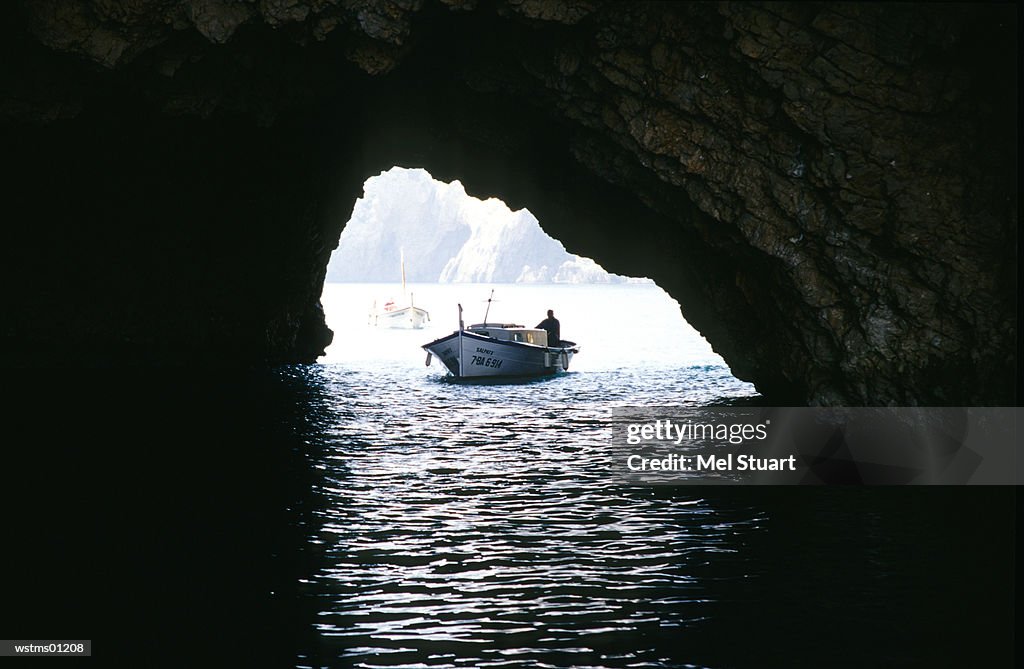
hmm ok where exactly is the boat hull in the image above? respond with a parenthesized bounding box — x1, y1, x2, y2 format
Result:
(423, 330, 577, 378)
(372, 306, 430, 329)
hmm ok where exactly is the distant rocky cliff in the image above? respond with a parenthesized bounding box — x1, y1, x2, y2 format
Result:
(1, 1, 1015, 404)
(326, 167, 639, 284)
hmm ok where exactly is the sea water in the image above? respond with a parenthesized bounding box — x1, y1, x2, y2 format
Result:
(265, 284, 1008, 667)
(3, 285, 1010, 667)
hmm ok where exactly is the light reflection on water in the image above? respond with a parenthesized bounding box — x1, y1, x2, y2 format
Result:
(2, 342, 1011, 667)
(292, 358, 764, 668)
(302, 284, 762, 666)
(246, 361, 1012, 668)
(279, 284, 1011, 667)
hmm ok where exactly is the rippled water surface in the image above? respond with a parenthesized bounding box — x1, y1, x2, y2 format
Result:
(2, 287, 1011, 668)
(296, 378, 760, 666)
(302, 283, 760, 667)
(247, 284, 1013, 668)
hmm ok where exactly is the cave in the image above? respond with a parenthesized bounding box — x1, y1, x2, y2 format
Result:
(1, 1, 1016, 405)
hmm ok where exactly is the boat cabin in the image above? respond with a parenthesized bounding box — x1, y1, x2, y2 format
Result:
(467, 323, 549, 347)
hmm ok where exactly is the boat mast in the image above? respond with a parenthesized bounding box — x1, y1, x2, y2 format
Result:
(400, 248, 407, 295)
(482, 289, 495, 325)
(457, 303, 464, 376)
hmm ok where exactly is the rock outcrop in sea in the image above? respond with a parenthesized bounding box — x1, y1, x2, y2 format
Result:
(326, 167, 641, 284)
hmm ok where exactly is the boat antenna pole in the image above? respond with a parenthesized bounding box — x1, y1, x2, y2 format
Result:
(482, 289, 495, 326)
(400, 247, 406, 295)
(458, 303, 465, 377)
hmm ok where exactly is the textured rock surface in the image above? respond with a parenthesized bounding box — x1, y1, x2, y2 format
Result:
(1, 1, 1016, 403)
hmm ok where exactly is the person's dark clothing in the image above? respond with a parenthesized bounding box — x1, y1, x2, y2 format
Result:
(537, 317, 560, 346)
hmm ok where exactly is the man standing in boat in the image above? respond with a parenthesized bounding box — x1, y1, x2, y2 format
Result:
(537, 309, 561, 347)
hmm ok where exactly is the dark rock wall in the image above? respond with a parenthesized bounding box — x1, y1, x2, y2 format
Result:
(1, 1, 1016, 404)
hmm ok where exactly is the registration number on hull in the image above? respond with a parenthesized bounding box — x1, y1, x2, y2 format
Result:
(471, 355, 503, 369)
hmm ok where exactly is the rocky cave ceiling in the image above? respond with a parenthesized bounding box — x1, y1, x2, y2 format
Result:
(0, 1, 1017, 405)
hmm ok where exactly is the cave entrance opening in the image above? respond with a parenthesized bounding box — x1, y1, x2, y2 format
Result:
(317, 166, 748, 388)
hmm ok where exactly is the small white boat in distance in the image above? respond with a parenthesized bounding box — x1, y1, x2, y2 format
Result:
(369, 250, 430, 329)
(370, 297, 430, 329)
(422, 302, 579, 378)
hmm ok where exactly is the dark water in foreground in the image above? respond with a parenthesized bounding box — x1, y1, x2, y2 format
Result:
(1, 367, 1015, 668)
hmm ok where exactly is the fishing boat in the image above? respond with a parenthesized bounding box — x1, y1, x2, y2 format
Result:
(422, 293, 579, 378)
(368, 250, 430, 329)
